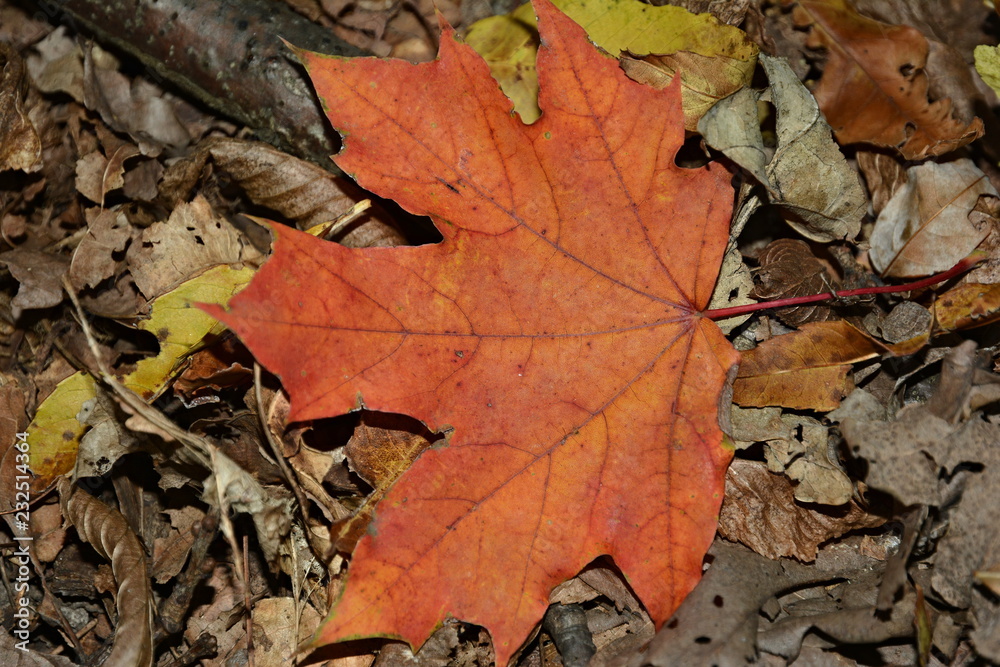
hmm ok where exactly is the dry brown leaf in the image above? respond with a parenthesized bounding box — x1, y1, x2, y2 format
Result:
(82, 44, 192, 154)
(616, 539, 886, 667)
(251, 597, 324, 667)
(121, 157, 163, 201)
(25, 27, 85, 103)
(125, 195, 264, 299)
(0, 42, 42, 173)
(74, 144, 140, 206)
(719, 459, 884, 561)
(870, 159, 998, 278)
(841, 342, 1000, 608)
(57, 478, 153, 667)
(855, 150, 907, 216)
(205, 138, 406, 248)
(151, 506, 203, 584)
(333, 413, 436, 554)
(68, 208, 132, 290)
(789, 0, 983, 159)
(0, 632, 77, 665)
(767, 414, 852, 505)
(878, 301, 932, 343)
(752, 239, 835, 326)
(732, 321, 890, 411)
(0, 249, 68, 318)
(698, 54, 864, 242)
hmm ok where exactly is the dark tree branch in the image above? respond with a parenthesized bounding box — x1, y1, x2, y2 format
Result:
(30, 0, 366, 168)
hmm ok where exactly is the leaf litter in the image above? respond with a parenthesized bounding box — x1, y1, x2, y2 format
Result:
(1, 0, 1000, 665)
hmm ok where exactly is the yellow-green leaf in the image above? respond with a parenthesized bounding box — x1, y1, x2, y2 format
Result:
(25, 264, 254, 487)
(27, 371, 97, 488)
(123, 264, 256, 400)
(974, 45, 1000, 98)
(466, 0, 758, 128)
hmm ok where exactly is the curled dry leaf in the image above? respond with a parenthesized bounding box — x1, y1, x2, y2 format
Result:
(205, 138, 406, 248)
(719, 459, 883, 561)
(0, 42, 41, 173)
(788, 0, 983, 159)
(752, 239, 835, 327)
(869, 159, 998, 278)
(698, 54, 864, 241)
(855, 149, 907, 216)
(57, 478, 153, 667)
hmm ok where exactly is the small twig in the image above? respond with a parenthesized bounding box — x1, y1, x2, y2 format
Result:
(61, 275, 213, 469)
(244, 534, 255, 667)
(160, 633, 218, 667)
(703, 253, 982, 321)
(156, 512, 219, 641)
(253, 363, 310, 526)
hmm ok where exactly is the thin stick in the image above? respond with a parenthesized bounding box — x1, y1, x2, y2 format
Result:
(244, 533, 255, 667)
(703, 254, 981, 321)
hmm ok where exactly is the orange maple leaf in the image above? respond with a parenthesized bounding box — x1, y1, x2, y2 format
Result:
(204, 0, 738, 662)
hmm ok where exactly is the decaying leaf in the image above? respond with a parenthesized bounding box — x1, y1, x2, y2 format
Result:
(974, 44, 1000, 98)
(27, 372, 97, 489)
(74, 144, 140, 206)
(203, 138, 406, 248)
(617, 539, 891, 667)
(841, 342, 1000, 608)
(789, 0, 983, 159)
(126, 196, 263, 300)
(706, 245, 756, 334)
(69, 209, 132, 290)
(699, 54, 864, 241)
(58, 478, 153, 667)
(0, 249, 69, 318)
(122, 264, 255, 401)
(933, 282, 1000, 331)
(334, 413, 435, 554)
(869, 159, 998, 278)
(855, 149, 907, 216)
(752, 239, 835, 326)
(206, 1, 739, 661)
(719, 459, 882, 561)
(0, 42, 41, 173)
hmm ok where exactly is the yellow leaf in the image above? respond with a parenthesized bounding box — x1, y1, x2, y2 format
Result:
(124, 264, 256, 400)
(466, 0, 758, 128)
(27, 371, 97, 487)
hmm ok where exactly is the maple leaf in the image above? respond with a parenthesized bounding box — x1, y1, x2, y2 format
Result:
(203, 0, 737, 662)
